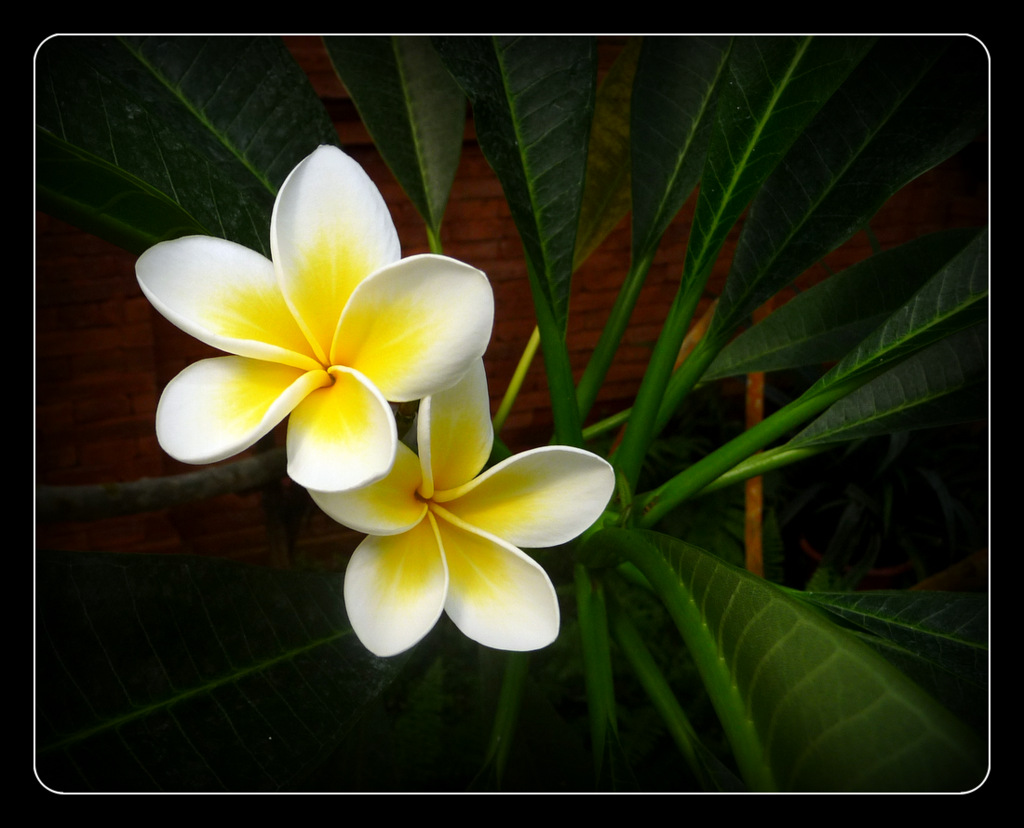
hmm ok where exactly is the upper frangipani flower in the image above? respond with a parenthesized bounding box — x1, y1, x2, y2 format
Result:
(310, 360, 615, 657)
(136, 145, 494, 492)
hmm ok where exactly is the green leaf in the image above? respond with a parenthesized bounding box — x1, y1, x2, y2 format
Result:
(582, 529, 986, 792)
(791, 322, 987, 446)
(683, 37, 872, 291)
(324, 36, 465, 245)
(434, 35, 597, 332)
(36, 128, 208, 254)
(795, 590, 988, 731)
(573, 36, 642, 271)
(36, 550, 401, 792)
(705, 228, 985, 379)
(630, 36, 732, 264)
(573, 36, 731, 421)
(36, 35, 338, 255)
(805, 228, 987, 403)
(707, 36, 987, 346)
(613, 37, 871, 489)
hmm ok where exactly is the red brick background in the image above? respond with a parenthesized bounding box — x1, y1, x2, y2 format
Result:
(35, 37, 988, 567)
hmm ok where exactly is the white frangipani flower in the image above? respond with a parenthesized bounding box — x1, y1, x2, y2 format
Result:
(136, 145, 494, 492)
(311, 360, 615, 657)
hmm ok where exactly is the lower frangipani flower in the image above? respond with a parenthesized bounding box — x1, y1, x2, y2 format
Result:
(136, 145, 493, 492)
(311, 360, 615, 657)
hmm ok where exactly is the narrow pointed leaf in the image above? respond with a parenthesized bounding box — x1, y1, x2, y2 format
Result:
(682, 37, 872, 291)
(36, 550, 400, 792)
(791, 322, 987, 446)
(582, 529, 986, 792)
(36, 127, 209, 254)
(708, 36, 988, 344)
(434, 36, 597, 332)
(705, 228, 985, 379)
(630, 36, 732, 263)
(324, 36, 465, 241)
(615, 37, 872, 485)
(36, 35, 338, 255)
(573, 36, 642, 270)
(805, 229, 987, 402)
(794, 590, 987, 730)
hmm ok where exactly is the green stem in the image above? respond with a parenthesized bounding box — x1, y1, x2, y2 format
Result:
(581, 406, 631, 442)
(575, 252, 655, 422)
(528, 264, 583, 447)
(636, 378, 864, 528)
(492, 326, 540, 435)
(426, 224, 444, 255)
(612, 273, 707, 489)
(479, 651, 530, 786)
(574, 564, 618, 781)
(607, 591, 706, 783)
(654, 335, 720, 435)
(617, 532, 776, 791)
(697, 444, 831, 496)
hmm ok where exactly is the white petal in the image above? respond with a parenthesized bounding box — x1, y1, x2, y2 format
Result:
(417, 359, 493, 498)
(285, 366, 398, 492)
(309, 442, 427, 535)
(271, 145, 401, 364)
(333, 254, 494, 402)
(433, 513, 560, 652)
(435, 447, 615, 548)
(343, 517, 448, 657)
(136, 235, 320, 372)
(155, 357, 327, 465)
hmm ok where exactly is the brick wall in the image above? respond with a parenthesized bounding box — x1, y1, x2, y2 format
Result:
(35, 37, 988, 567)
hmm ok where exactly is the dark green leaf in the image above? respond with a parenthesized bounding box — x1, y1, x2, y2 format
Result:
(582, 529, 986, 791)
(806, 229, 987, 401)
(36, 550, 400, 792)
(434, 36, 596, 332)
(706, 228, 985, 378)
(324, 36, 465, 241)
(630, 36, 731, 263)
(36, 35, 338, 255)
(795, 590, 987, 730)
(792, 322, 987, 445)
(683, 37, 872, 290)
(708, 36, 987, 343)
(36, 128, 208, 254)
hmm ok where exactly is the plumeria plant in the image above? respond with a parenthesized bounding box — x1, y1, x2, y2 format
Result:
(35, 35, 988, 793)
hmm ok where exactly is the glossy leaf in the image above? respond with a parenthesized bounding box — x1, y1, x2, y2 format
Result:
(682, 37, 872, 291)
(791, 322, 987, 446)
(36, 550, 401, 792)
(324, 36, 465, 243)
(705, 228, 985, 379)
(35, 35, 338, 255)
(630, 36, 731, 264)
(434, 36, 597, 332)
(613, 36, 871, 488)
(707, 36, 988, 346)
(805, 228, 987, 402)
(582, 529, 986, 792)
(795, 590, 987, 730)
(573, 37, 732, 422)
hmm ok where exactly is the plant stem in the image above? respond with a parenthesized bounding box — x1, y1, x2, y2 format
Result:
(528, 263, 583, 447)
(492, 326, 540, 435)
(613, 274, 707, 490)
(574, 564, 618, 782)
(575, 251, 655, 422)
(636, 378, 863, 528)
